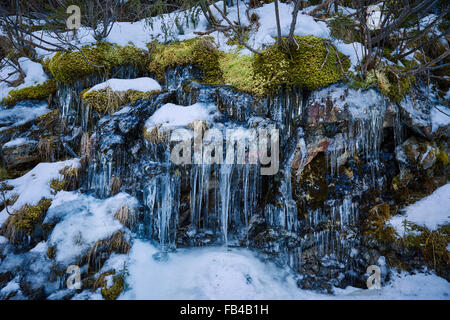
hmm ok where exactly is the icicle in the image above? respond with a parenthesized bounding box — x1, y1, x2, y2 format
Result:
(219, 164, 233, 245)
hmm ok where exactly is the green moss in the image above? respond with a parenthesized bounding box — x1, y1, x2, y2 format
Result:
(225, 30, 250, 50)
(403, 223, 449, 272)
(385, 69, 415, 102)
(46, 246, 56, 259)
(437, 149, 449, 167)
(253, 36, 350, 95)
(364, 203, 398, 242)
(100, 274, 124, 300)
(49, 166, 80, 193)
(50, 179, 66, 193)
(0, 168, 10, 180)
(81, 88, 160, 114)
(116, 45, 151, 72)
(2, 80, 56, 107)
(148, 37, 223, 84)
(11, 198, 52, 235)
(220, 52, 255, 94)
(47, 43, 151, 83)
(329, 13, 359, 44)
(81, 88, 123, 114)
(351, 61, 415, 102)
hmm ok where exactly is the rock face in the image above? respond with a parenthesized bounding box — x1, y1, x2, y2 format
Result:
(2, 139, 39, 171)
(0, 63, 449, 299)
(396, 137, 439, 170)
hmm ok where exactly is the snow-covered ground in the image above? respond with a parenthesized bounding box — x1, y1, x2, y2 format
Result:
(389, 183, 450, 236)
(117, 240, 449, 300)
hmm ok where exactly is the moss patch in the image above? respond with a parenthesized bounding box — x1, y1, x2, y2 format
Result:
(253, 36, 350, 95)
(0, 198, 52, 244)
(50, 165, 80, 193)
(2, 80, 56, 107)
(437, 149, 449, 167)
(363, 203, 398, 242)
(101, 274, 125, 300)
(329, 13, 359, 44)
(47, 43, 150, 83)
(403, 223, 449, 275)
(220, 52, 255, 94)
(363, 63, 415, 102)
(10, 198, 51, 235)
(81, 88, 160, 114)
(148, 37, 223, 84)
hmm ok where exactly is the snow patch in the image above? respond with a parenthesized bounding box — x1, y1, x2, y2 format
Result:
(145, 103, 220, 133)
(2, 137, 36, 149)
(0, 159, 81, 225)
(0, 57, 48, 102)
(389, 183, 450, 236)
(335, 271, 449, 300)
(430, 106, 450, 133)
(121, 240, 320, 300)
(87, 77, 161, 93)
(46, 191, 138, 265)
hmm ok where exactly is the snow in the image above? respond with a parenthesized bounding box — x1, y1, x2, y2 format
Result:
(389, 183, 450, 236)
(46, 191, 138, 265)
(118, 240, 449, 300)
(0, 279, 20, 299)
(430, 105, 450, 133)
(0, 57, 48, 102)
(334, 271, 449, 300)
(145, 103, 220, 133)
(120, 240, 321, 300)
(87, 77, 161, 93)
(309, 83, 387, 119)
(27, 2, 364, 70)
(2, 137, 36, 149)
(29, 241, 47, 253)
(0, 101, 50, 132)
(0, 159, 81, 225)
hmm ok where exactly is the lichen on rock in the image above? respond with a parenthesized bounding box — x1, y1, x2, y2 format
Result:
(148, 37, 223, 85)
(2, 80, 56, 107)
(81, 88, 160, 114)
(0, 198, 52, 244)
(47, 43, 151, 83)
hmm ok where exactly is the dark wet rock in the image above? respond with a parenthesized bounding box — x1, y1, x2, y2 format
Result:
(2, 138, 39, 170)
(395, 136, 439, 170)
(0, 271, 13, 289)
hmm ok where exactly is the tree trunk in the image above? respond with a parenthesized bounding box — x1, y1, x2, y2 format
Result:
(274, 0, 283, 45)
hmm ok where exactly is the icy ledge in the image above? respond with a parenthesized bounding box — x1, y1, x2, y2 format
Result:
(87, 77, 162, 93)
